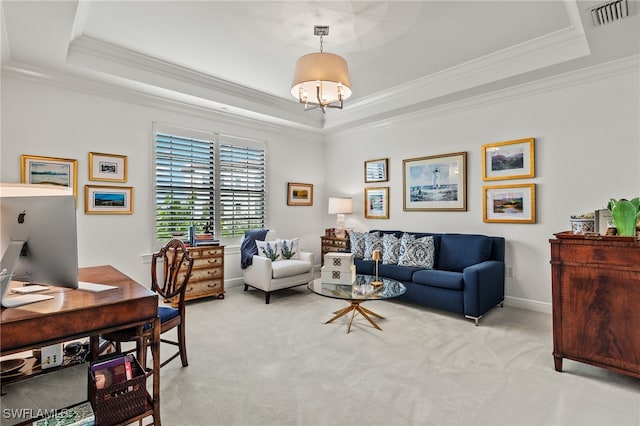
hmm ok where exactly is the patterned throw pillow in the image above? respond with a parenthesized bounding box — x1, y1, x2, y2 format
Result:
(382, 233, 401, 265)
(349, 231, 366, 259)
(364, 232, 384, 260)
(398, 234, 435, 268)
(256, 240, 280, 261)
(277, 238, 299, 260)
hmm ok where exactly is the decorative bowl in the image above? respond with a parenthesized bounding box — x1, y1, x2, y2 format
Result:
(570, 218, 595, 234)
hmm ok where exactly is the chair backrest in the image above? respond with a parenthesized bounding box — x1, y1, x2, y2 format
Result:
(151, 239, 194, 307)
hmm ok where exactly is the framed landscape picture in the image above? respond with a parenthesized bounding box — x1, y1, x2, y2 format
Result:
(287, 182, 313, 206)
(365, 187, 389, 219)
(21, 154, 78, 204)
(403, 152, 467, 211)
(85, 185, 134, 214)
(89, 152, 128, 182)
(482, 138, 535, 181)
(483, 183, 536, 223)
(364, 158, 388, 183)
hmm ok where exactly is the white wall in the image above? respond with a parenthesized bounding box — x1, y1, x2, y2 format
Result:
(323, 60, 640, 312)
(1, 76, 325, 286)
(2, 58, 638, 311)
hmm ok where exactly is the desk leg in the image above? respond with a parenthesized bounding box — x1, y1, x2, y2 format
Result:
(152, 316, 161, 426)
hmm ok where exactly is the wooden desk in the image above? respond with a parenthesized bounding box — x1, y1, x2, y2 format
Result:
(1, 265, 161, 425)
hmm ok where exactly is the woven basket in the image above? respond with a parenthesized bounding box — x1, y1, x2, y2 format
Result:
(88, 356, 148, 426)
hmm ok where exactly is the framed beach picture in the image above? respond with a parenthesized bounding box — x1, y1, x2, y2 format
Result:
(89, 152, 128, 182)
(287, 182, 313, 206)
(483, 183, 536, 223)
(403, 152, 467, 211)
(364, 158, 388, 183)
(85, 185, 134, 214)
(21, 155, 78, 204)
(482, 138, 535, 181)
(365, 187, 389, 219)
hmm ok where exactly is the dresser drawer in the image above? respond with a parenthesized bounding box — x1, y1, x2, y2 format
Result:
(186, 279, 224, 297)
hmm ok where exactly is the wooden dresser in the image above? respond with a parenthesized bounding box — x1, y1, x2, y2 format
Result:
(174, 245, 224, 306)
(549, 231, 640, 379)
(320, 236, 350, 266)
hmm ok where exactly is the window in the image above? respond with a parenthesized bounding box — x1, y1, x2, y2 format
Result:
(154, 126, 266, 243)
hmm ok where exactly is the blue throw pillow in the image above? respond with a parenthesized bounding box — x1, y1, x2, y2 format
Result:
(349, 231, 366, 259)
(382, 233, 401, 264)
(364, 232, 384, 260)
(398, 234, 435, 269)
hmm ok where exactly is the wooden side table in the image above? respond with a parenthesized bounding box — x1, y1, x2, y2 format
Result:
(320, 236, 350, 266)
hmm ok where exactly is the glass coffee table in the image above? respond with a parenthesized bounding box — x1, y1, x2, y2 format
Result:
(307, 274, 406, 333)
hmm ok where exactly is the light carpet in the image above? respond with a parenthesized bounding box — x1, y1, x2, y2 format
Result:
(2, 284, 639, 426)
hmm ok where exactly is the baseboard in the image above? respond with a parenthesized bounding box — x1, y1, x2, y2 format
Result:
(504, 295, 552, 314)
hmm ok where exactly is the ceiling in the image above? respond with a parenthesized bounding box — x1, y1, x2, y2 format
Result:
(2, 1, 639, 132)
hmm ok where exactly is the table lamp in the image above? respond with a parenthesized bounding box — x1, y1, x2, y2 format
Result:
(328, 197, 353, 238)
(372, 249, 383, 287)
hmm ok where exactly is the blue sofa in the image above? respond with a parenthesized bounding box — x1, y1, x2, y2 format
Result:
(353, 230, 505, 325)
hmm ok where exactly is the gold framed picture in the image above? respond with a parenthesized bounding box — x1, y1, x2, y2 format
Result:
(364, 158, 388, 183)
(482, 138, 535, 181)
(365, 187, 389, 219)
(403, 152, 467, 211)
(483, 183, 536, 223)
(21, 154, 78, 205)
(89, 152, 128, 182)
(85, 185, 134, 215)
(287, 182, 313, 206)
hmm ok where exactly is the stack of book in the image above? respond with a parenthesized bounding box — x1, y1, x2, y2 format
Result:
(90, 354, 134, 393)
(194, 234, 219, 246)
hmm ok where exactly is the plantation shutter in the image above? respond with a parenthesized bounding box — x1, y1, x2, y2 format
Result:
(218, 137, 266, 238)
(155, 133, 215, 240)
(154, 126, 266, 243)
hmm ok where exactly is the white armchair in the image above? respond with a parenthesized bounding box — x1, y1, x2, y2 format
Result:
(242, 231, 315, 304)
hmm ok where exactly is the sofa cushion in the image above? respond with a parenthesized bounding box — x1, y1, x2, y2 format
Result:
(271, 259, 311, 279)
(364, 232, 384, 260)
(379, 264, 421, 282)
(382, 233, 401, 264)
(398, 234, 435, 269)
(437, 234, 492, 272)
(349, 231, 366, 258)
(412, 269, 464, 290)
(355, 259, 375, 275)
(256, 240, 280, 261)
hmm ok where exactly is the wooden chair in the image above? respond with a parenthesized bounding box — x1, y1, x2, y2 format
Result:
(104, 239, 194, 369)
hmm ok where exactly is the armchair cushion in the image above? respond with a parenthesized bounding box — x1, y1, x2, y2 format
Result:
(272, 259, 312, 279)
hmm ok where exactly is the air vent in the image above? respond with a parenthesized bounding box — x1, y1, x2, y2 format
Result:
(590, 0, 629, 26)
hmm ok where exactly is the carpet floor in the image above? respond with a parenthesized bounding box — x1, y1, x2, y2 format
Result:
(2, 284, 639, 425)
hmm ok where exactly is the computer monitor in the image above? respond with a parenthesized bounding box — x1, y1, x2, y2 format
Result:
(0, 183, 79, 290)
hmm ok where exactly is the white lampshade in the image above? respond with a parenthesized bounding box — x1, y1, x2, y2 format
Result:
(328, 197, 353, 215)
(291, 52, 352, 105)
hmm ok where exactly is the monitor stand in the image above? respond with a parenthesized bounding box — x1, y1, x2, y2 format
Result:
(1, 241, 54, 308)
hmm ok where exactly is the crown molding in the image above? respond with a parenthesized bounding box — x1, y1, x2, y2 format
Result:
(67, 35, 324, 130)
(325, 54, 640, 137)
(2, 62, 323, 139)
(325, 23, 591, 131)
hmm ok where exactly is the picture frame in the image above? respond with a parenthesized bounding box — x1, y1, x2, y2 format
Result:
(364, 158, 388, 183)
(89, 152, 128, 182)
(85, 185, 134, 215)
(364, 187, 389, 219)
(483, 183, 536, 223)
(21, 154, 78, 204)
(482, 138, 535, 181)
(403, 152, 467, 211)
(287, 182, 313, 206)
